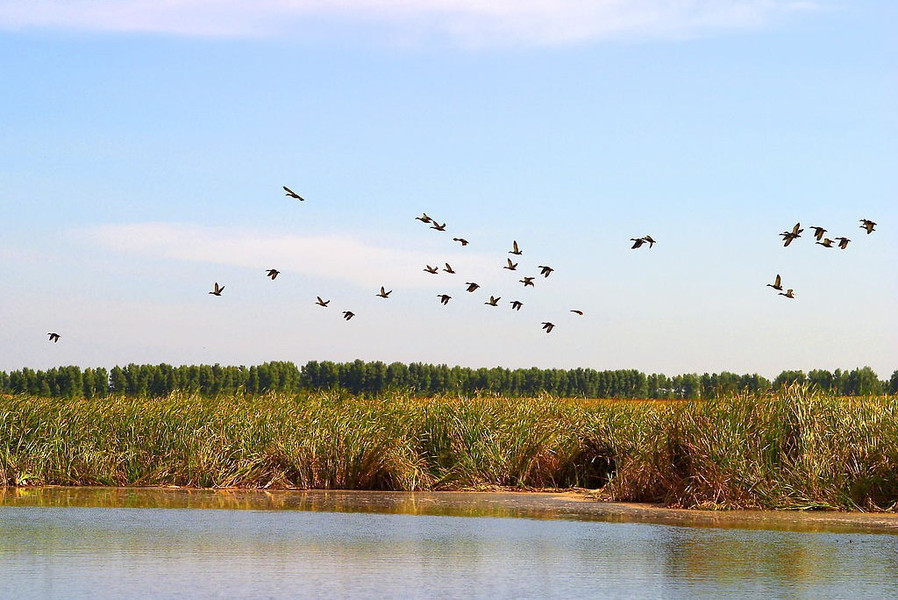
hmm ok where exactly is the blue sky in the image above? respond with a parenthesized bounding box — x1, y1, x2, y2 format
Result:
(1, 0, 895, 378)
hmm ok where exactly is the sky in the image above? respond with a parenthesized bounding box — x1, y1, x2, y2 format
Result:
(1, 0, 895, 379)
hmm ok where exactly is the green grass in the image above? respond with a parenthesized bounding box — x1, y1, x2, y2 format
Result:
(1, 387, 896, 510)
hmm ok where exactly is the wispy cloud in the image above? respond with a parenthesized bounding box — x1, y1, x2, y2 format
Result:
(80, 222, 500, 289)
(0, 1, 821, 46)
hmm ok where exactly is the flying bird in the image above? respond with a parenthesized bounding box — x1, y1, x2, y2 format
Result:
(265, 269, 280, 280)
(443, 263, 456, 274)
(47, 332, 60, 343)
(779, 289, 795, 299)
(810, 226, 827, 241)
(504, 258, 518, 271)
(643, 235, 656, 248)
(485, 296, 501, 307)
(430, 221, 447, 232)
(424, 265, 439, 274)
(438, 294, 451, 305)
(766, 274, 783, 291)
(452, 237, 469, 246)
(415, 212, 432, 223)
(283, 186, 305, 201)
(780, 232, 799, 247)
(860, 219, 876, 234)
(630, 238, 646, 249)
(510, 300, 523, 311)
(509, 240, 523, 255)
(342, 311, 355, 321)
(538, 265, 554, 278)
(316, 296, 330, 307)
(835, 236, 851, 249)
(209, 282, 225, 296)
(465, 282, 480, 292)
(816, 238, 834, 248)
(541, 322, 555, 333)
(520, 277, 535, 287)
(570, 309, 584, 316)
(377, 286, 392, 298)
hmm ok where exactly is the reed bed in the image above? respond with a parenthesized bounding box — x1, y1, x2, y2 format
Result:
(1, 387, 896, 510)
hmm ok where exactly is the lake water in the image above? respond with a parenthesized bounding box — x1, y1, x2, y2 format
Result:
(1, 488, 896, 599)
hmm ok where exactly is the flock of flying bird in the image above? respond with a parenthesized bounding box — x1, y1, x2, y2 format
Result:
(766, 218, 878, 299)
(43, 187, 878, 344)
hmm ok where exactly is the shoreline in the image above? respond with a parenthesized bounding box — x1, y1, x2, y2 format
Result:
(3, 486, 897, 534)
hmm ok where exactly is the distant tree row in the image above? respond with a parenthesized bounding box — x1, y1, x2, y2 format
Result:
(0, 362, 894, 399)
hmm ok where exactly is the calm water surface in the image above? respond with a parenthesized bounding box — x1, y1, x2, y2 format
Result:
(1, 488, 896, 599)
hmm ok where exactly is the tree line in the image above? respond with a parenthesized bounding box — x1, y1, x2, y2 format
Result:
(0, 361, 894, 399)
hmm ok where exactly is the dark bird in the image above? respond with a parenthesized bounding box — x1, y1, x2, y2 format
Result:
(780, 232, 799, 247)
(438, 294, 451, 305)
(47, 332, 60, 343)
(283, 186, 305, 201)
(816, 238, 834, 248)
(541, 322, 555, 333)
(316, 296, 330, 307)
(485, 296, 501, 307)
(424, 265, 439, 274)
(265, 269, 280, 280)
(835, 236, 851, 249)
(810, 226, 827, 241)
(452, 237, 469, 246)
(342, 311, 355, 321)
(520, 276, 535, 287)
(860, 219, 876, 234)
(538, 265, 554, 278)
(209, 282, 225, 296)
(377, 286, 392, 298)
(430, 221, 447, 232)
(443, 263, 456, 274)
(779, 289, 795, 299)
(630, 237, 646, 249)
(643, 235, 656, 248)
(570, 309, 584, 316)
(510, 300, 523, 311)
(766, 274, 783, 291)
(465, 282, 480, 292)
(415, 212, 433, 223)
(509, 240, 523, 255)
(504, 258, 518, 271)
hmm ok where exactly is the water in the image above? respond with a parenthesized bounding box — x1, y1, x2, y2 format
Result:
(1, 489, 896, 599)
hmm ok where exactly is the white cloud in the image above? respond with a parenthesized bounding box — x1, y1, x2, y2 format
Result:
(80, 222, 500, 289)
(0, 0, 821, 46)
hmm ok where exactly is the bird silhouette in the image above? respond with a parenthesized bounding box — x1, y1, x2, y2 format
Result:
(485, 296, 501, 307)
(570, 309, 584, 316)
(630, 238, 646, 249)
(835, 236, 851, 249)
(509, 240, 523, 255)
(266, 269, 280, 280)
(443, 263, 455, 274)
(780, 232, 799, 247)
(430, 221, 447, 232)
(643, 235, 656, 248)
(504, 258, 518, 271)
(541, 322, 555, 333)
(860, 219, 876, 234)
(465, 282, 480, 292)
(766, 274, 783, 291)
(316, 296, 330, 307)
(538, 265, 554, 277)
(510, 300, 523, 311)
(520, 277, 535, 287)
(810, 226, 827, 241)
(377, 286, 392, 298)
(342, 311, 355, 320)
(424, 265, 439, 274)
(283, 186, 305, 201)
(47, 332, 60, 343)
(209, 282, 225, 296)
(438, 294, 451, 305)
(816, 238, 834, 248)
(415, 212, 432, 223)
(452, 237, 469, 246)
(779, 289, 795, 299)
